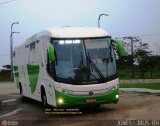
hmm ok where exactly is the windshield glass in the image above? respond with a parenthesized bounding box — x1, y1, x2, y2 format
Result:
(51, 37, 117, 84)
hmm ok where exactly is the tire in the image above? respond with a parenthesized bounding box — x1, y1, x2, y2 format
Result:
(41, 89, 47, 107)
(19, 84, 26, 102)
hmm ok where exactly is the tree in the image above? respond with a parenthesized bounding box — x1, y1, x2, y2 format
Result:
(2, 64, 11, 70)
(148, 55, 160, 78)
(0, 64, 11, 80)
(117, 36, 140, 78)
(134, 42, 151, 78)
(117, 36, 160, 79)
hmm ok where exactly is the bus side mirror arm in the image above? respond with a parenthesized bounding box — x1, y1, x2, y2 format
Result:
(48, 43, 55, 62)
(111, 39, 126, 57)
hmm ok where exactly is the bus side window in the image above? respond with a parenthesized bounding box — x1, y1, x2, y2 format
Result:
(30, 42, 35, 51)
(29, 42, 36, 64)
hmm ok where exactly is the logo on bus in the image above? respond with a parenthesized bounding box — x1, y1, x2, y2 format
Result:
(89, 91, 93, 96)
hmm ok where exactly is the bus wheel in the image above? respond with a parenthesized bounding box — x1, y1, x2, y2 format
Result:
(41, 88, 47, 107)
(20, 84, 25, 101)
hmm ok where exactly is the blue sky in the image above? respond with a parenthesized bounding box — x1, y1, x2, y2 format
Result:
(0, 0, 160, 68)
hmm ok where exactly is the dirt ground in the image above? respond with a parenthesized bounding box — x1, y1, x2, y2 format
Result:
(0, 83, 160, 126)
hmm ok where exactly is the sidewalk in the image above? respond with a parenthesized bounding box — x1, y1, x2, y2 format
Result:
(0, 83, 17, 95)
(120, 88, 160, 94)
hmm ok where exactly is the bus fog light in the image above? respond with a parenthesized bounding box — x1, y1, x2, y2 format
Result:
(116, 94, 119, 99)
(58, 98, 63, 104)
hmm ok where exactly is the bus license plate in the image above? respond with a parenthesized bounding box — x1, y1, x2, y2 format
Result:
(86, 98, 96, 103)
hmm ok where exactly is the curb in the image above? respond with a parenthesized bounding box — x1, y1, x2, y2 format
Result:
(120, 79, 160, 83)
(120, 88, 160, 94)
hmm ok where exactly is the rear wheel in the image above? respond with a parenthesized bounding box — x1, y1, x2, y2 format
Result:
(19, 84, 26, 102)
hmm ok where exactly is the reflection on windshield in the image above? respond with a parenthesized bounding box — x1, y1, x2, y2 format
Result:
(52, 38, 117, 84)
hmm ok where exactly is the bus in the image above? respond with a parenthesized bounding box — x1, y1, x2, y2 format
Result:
(13, 27, 125, 107)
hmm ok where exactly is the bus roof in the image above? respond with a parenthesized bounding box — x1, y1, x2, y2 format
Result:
(15, 27, 109, 49)
(42, 27, 109, 38)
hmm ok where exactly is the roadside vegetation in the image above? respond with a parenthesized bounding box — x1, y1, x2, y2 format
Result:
(118, 65, 160, 79)
(0, 65, 13, 82)
(117, 37, 160, 79)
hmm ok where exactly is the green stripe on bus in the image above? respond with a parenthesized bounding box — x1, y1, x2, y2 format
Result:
(55, 88, 119, 107)
(27, 64, 40, 93)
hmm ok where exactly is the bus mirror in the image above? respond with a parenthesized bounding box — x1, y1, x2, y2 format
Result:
(48, 43, 55, 62)
(111, 39, 125, 57)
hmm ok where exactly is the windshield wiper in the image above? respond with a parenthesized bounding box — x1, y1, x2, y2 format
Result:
(77, 52, 98, 80)
(87, 52, 105, 80)
(102, 46, 112, 78)
(101, 42, 113, 78)
(109, 42, 113, 62)
(103, 58, 109, 77)
(78, 52, 84, 70)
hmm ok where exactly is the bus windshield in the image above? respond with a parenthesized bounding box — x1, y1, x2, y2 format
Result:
(51, 37, 117, 84)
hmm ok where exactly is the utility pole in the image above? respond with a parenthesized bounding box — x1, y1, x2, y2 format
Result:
(122, 36, 139, 79)
(10, 22, 19, 80)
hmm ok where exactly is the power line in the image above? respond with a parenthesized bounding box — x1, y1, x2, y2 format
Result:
(117, 34, 160, 39)
(138, 34, 160, 37)
(0, 0, 16, 5)
(0, 53, 9, 56)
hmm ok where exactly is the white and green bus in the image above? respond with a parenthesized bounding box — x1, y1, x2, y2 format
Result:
(13, 27, 125, 107)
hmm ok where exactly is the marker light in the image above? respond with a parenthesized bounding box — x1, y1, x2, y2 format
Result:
(55, 87, 64, 92)
(58, 98, 64, 104)
(65, 40, 72, 44)
(116, 94, 119, 99)
(73, 40, 80, 44)
(59, 40, 65, 44)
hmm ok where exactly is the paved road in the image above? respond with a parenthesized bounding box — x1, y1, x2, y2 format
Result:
(0, 83, 17, 96)
(0, 83, 160, 126)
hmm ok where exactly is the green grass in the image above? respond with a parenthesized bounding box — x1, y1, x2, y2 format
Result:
(120, 83, 160, 90)
(118, 66, 160, 79)
(0, 78, 13, 82)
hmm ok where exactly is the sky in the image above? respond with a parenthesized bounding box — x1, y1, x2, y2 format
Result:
(0, 0, 160, 69)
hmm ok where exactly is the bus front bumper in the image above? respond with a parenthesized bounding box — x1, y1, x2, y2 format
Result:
(55, 88, 119, 107)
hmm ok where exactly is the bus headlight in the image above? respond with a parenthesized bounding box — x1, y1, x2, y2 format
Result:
(58, 98, 64, 104)
(115, 94, 119, 99)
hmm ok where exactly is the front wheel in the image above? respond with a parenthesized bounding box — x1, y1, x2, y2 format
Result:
(41, 90, 47, 107)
